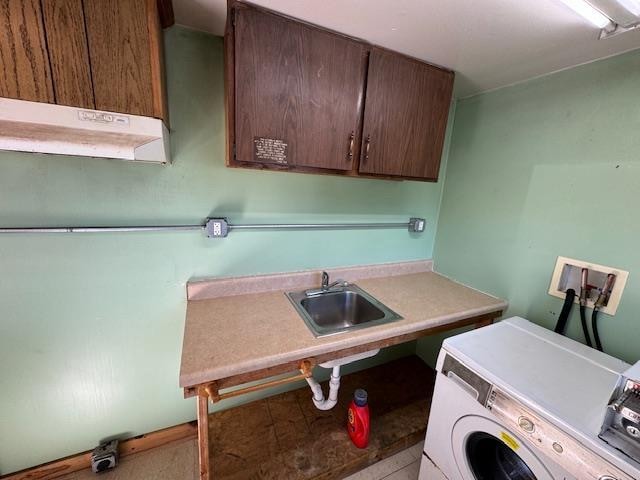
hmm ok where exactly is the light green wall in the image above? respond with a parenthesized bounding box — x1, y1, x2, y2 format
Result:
(418, 48, 640, 366)
(0, 27, 447, 474)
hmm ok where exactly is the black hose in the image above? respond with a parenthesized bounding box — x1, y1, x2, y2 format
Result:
(554, 289, 575, 335)
(580, 305, 593, 348)
(592, 309, 603, 352)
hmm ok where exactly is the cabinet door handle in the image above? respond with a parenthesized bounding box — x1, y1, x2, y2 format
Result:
(364, 135, 371, 163)
(347, 131, 355, 161)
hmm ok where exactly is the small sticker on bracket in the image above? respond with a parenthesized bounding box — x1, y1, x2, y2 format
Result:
(78, 110, 130, 126)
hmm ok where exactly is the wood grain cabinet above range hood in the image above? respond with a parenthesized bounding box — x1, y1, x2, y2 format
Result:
(225, 1, 455, 182)
(0, 0, 173, 163)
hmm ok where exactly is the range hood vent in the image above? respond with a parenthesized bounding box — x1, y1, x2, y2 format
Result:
(0, 98, 169, 164)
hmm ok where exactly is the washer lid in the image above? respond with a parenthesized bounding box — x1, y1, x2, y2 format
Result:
(441, 317, 628, 437)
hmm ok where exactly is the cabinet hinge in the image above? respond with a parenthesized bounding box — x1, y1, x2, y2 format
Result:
(233, 143, 237, 160)
(230, 8, 236, 27)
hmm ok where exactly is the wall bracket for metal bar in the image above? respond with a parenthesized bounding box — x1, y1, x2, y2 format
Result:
(0, 217, 426, 237)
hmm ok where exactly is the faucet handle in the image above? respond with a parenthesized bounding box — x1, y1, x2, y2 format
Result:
(321, 271, 329, 289)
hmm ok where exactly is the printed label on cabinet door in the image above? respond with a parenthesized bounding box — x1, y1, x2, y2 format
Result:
(254, 137, 288, 164)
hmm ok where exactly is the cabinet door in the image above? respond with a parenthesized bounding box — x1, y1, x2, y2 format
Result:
(83, 0, 167, 122)
(233, 7, 367, 171)
(41, 0, 94, 108)
(359, 48, 454, 180)
(0, 0, 54, 103)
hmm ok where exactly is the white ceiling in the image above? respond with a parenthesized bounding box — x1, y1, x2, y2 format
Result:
(173, 0, 640, 97)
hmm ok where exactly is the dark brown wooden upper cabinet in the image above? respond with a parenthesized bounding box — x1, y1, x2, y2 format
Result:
(0, 0, 171, 123)
(231, 5, 368, 171)
(359, 48, 454, 181)
(226, 2, 454, 181)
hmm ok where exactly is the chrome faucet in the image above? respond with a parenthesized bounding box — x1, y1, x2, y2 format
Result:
(321, 271, 347, 291)
(321, 271, 330, 289)
(306, 271, 347, 296)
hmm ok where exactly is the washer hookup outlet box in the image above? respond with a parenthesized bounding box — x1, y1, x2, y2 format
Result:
(548, 256, 629, 315)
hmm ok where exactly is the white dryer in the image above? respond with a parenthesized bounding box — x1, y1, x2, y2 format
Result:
(419, 317, 640, 480)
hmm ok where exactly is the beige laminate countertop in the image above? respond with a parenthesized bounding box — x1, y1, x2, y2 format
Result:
(179, 271, 507, 388)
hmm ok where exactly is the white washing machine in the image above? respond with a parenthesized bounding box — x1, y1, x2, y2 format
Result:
(419, 317, 640, 480)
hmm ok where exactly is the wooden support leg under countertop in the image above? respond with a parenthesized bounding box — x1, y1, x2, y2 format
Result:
(197, 395, 210, 480)
(194, 360, 314, 480)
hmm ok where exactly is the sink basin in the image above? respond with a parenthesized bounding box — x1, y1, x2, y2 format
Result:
(286, 284, 402, 337)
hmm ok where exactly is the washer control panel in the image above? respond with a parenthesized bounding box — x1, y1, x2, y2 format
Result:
(487, 388, 631, 480)
(600, 362, 640, 463)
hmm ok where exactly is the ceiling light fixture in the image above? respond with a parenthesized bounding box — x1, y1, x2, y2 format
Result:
(559, 0, 614, 28)
(616, 0, 640, 15)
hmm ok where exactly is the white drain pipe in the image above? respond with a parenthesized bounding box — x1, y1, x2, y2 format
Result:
(306, 366, 341, 410)
(305, 349, 380, 411)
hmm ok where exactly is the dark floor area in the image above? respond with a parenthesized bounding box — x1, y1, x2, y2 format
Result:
(208, 355, 436, 479)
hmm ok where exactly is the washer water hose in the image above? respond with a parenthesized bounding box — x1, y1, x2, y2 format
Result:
(591, 309, 603, 352)
(554, 288, 575, 335)
(579, 268, 593, 348)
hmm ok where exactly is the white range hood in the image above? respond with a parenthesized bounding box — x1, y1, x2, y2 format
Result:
(0, 98, 170, 164)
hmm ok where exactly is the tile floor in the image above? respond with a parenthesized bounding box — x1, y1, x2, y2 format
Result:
(58, 439, 439, 480)
(343, 441, 422, 480)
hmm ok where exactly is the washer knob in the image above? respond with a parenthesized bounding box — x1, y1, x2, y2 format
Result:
(518, 416, 535, 433)
(599, 476, 618, 480)
(626, 425, 640, 438)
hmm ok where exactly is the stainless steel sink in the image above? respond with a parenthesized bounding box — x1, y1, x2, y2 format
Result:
(286, 283, 402, 337)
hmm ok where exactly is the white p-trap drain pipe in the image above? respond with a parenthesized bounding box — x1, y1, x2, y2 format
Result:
(306, 365, 341, 410)
(304, 349, 380, 411)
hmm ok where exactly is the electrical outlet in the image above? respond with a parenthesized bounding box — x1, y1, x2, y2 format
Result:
(204, 218, 229, 238)
(409, 217, 426, 233)
(91, 440, 119, 473)
(548, 256, 629, 315)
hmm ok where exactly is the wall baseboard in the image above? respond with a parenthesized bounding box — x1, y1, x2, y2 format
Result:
(1, 421, 197, 480)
